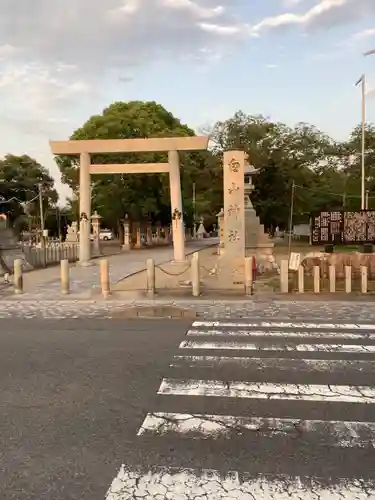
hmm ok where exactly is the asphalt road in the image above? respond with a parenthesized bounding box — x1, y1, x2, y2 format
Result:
(1, 317, 375, 499)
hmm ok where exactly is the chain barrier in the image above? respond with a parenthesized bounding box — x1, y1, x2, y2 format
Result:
(199, 264, 216, 276)
(155, 262, 191, 276)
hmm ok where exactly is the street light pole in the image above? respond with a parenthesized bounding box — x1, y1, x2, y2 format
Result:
(192, 182, 197, 238)
(355, 74, 366, 210)
(38, 183, 45, 234)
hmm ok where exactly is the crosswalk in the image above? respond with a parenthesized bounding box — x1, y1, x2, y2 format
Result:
(106, 319, 375, 499)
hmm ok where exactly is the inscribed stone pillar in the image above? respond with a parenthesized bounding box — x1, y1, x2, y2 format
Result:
(91, 211, 101, 256)
(168, 150, 185, 261)
(217, 208, 224, 249)
(156, 224, 161, 244)
(135, 223, 141, 249)
(146, 224, 153, 246)
(79, 152, 91, 265)
(122, 215, 131, 250)
(223, 151, 245, 261)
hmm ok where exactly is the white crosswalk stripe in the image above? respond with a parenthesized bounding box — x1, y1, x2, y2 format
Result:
(106, 465, 375, 499)
(107, 319, 375, 499)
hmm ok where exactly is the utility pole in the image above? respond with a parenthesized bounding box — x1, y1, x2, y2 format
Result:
(38, 183, 46, 258)
(38, 183, 44, 233)
(287, 180, 295, 260)
(355, 74, 366, 210)
(192, 182, 197, 238)
(38, 183, 44, 234)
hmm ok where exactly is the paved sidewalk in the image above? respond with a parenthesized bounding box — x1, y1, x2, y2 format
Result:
(0, 298, 374, 320)
(2, 240, 217, 300)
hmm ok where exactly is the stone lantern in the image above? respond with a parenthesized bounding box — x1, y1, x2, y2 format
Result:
(244, 162, 259, 211)
(91, 210, 102, 255)
(122, 213, 131, 251)
(217, 207, 224, 251)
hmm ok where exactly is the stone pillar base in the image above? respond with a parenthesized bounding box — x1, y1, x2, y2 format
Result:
(78, 260, 94, 267)
(122, 244, 131, 251)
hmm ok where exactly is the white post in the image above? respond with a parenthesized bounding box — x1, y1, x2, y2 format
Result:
(313, 266, 320, 293)
(156, 226, 161, 245)
(361, 266, 368, 294)
(297, 265, 304, 293)
(79, 152, 91, 265)
(135, 224, 141, 249)
(345, 265, 352, 293)
(168, 150, 185, 262)
(13, 259, 23, 294)
(329, 266, 336, 293)
(60, 259, 69, 294)
(146, 258, 155, 297)
(122, 217, 131, 250)
(100, 259, 110, 298)
(191, 252, 200, 297)
(280, 260, 289, 293)
(244, 256, 252, 295)
(146, 225, 153, 246)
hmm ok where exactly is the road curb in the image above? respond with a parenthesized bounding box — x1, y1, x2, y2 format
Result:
(111, 306, 197, 319)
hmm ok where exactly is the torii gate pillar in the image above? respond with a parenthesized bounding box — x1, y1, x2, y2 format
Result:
(168, 150, 185, 262)
(79, 152, 91, 265)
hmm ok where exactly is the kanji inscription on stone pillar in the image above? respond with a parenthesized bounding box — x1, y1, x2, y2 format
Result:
(223, 150, 245, 260)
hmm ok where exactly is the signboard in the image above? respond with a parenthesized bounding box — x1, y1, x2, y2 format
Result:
(289, 252, 301, 271)
(311, 210, 375, 245)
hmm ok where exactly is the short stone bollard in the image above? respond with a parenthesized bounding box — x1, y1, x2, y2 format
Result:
(344, 266, 352, 293)
(361, 266, 368, 294)
(146, 258, 155, 297)
(329, 266, 336, 293)
(60, 259, 70, 294)
(191, 252, 200, 297)
(13, 259, 23, 294)
(100, 259, 110, 298)
(313, 266, 320, 293)
(280, 260, 289, 293)
(244, 256, 252, 295)
(297, 265, 304, 293)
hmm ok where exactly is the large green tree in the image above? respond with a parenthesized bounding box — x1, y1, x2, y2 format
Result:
(208, 111, 350, 229)
(342, 123, 375, 210)
(0, 154, 58, 232)
(57, 101, 222, 230)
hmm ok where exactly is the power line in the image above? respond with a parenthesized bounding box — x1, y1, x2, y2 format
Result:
(0, 193, 39, 205)
(294, 183, 375, 199)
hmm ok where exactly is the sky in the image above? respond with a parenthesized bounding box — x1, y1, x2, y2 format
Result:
(0, 0, 375, 204)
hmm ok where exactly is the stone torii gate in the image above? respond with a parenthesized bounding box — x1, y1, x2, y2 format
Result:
(49, 136, 208, 265)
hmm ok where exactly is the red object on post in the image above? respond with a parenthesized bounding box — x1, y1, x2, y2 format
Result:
(252, 255, 257, 282)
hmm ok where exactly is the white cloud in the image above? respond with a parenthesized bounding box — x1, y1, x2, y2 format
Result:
(251, 0, 375, 36)
(161, 0, 225, 18)
(0, 0, 246, 129)
(351, 27, 375, 40)
(0, 61, 91, 134)
(199, 22, 245, 35)
(0, 0, 371, 131)
(282, 0, 307, 5)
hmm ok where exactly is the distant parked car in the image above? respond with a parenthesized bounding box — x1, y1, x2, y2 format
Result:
(90, 229, 113, 241)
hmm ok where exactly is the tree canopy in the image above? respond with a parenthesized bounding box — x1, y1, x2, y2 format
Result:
(57, 101, 222, 230)
(55, 101, 374, 232)
(0, 154, 58, 233)
(208, 111, 370, 229)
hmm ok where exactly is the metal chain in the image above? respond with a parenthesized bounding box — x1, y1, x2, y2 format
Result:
(155, 263, 191, 276)
(199, 264, 216, 275)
